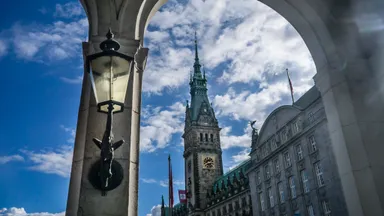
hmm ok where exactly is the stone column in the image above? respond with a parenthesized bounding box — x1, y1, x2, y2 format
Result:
(314, 56, 384, 216)
(128, 46, 149, 216)
(65, 42, 92, 216)
(65, 0, 168, 215)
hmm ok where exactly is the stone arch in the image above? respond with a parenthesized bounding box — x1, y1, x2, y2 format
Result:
(80, 0, 168, 55)
(247, 2, 384, 216)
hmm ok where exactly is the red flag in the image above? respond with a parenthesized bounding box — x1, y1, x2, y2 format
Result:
(179, 190, 187, 203)
(168, 155, 174, 208)
(286, 68, 294, 104)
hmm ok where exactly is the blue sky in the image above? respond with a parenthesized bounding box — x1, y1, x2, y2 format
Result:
(0, 0, 316, 216)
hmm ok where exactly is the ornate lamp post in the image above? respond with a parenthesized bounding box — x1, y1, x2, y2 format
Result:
(86, 29, 134, 196)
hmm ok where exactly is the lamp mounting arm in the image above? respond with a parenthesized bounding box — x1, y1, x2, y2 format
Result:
(92, 102, 124, 196)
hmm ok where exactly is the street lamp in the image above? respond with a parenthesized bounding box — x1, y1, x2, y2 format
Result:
(87, 28, 134, 196)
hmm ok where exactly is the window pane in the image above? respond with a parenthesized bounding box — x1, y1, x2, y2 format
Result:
(268, 187, 275, 207)
(259, 193, 265, 211)
(256, 171, 261, 185)
(289, 177, 296, 198)
(274, 159, 280, 173)
(315, 163, 325, 186)
(265, 164, 271, 179)
(284, 152, 291, 167)
(296, 145, 303, 160)
(278, 182, 285, 203)
(309, 136, 317, 152)
(307, 205, 315, 216)
(322, 200, 331, 215)
(301, 170, 310, 193)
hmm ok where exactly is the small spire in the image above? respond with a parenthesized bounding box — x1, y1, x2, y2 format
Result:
(186, 100, 189, 108)
(161, 195, 165, 207)
(194, 31, 199, 62)
(203, 66, 206, 79)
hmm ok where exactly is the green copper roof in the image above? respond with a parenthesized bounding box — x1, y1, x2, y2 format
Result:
(212, 159, 251, 193)
(162, 207, 170, 216)
(187, 33, 215, 122)
(173, 203, 186, 210)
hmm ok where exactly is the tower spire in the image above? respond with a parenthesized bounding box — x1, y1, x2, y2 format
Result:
(194, 31, 199, 62)
(193, 31, 202, 76)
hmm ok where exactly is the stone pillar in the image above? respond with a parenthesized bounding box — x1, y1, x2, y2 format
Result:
(128, 46, 149, 216)
(65, 1, 168, 215)
(314, 56, 384, 216)
(65, 42, 92, 216)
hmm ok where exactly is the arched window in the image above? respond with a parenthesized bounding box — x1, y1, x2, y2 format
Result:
(200, 133, 203, 141)
(205, 134, 208, 142)
(210, 134, 214, 142)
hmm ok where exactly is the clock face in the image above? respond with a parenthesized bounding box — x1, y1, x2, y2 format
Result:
(203, 157, 215, 169)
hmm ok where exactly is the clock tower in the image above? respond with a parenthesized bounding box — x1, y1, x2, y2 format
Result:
(182, 33, 223, 216)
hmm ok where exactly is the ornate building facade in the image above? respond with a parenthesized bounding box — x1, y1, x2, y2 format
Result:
(247, 87, 349, 216)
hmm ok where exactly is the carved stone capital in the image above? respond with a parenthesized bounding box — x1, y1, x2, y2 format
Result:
(134, 46, 149, 71)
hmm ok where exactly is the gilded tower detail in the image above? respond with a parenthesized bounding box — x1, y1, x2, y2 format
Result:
(182, 34, 223, 216)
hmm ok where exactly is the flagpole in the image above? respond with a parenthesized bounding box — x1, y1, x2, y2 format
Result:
(168, 155, 173, 216)
(286, 68, 295, 104)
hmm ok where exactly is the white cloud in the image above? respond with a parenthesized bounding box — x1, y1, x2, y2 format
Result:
(140, 102, 185, 152)
(141, 178, 158, 184)
(60, 76, 83, 85)
(220, 126, 251, 149)
(224, 148, 251, 171)
(213, 80, 312, 123)
(22, 145, 73, 178)
(11, 18, 88, 61)
(0, 207, 64, 216)
(0, 155, 24, 165)
(143, 46, 193, 93)
(0, 40, 8, 57)
(141, 178, 184, 188)
(142, 0, 315, 93)
(38, 7, 48, 15)
(146, 205, 162, 216)
(60, 125, 76, 143)
(159, 180, 168, 188)
(54, 2, 84, 19)
(145, 30, 170, 43)
(232, 148, 251, 163)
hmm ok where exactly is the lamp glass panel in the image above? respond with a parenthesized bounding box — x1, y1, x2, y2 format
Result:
(90, 55, 131, 107)
(110, 56, 131, 104)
